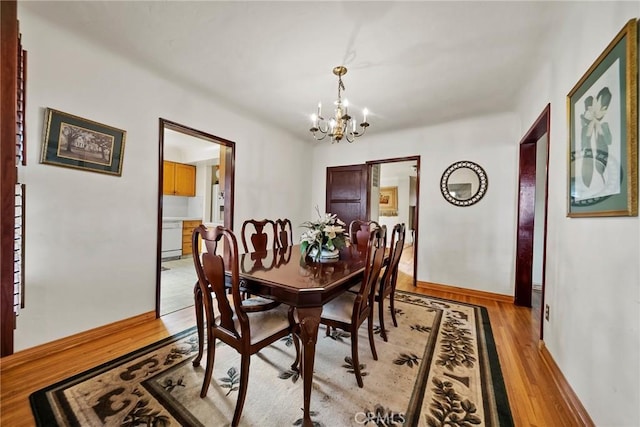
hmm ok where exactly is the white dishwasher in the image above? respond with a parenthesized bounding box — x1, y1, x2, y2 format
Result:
(161, 220, 183, 260)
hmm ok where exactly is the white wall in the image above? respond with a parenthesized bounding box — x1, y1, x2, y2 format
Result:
(16, 8, 310, 351)
(515, 3, 639, 425)
(311, 112, 519, 295)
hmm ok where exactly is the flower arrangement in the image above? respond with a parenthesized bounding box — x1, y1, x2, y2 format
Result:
(300, 208, 348, 260)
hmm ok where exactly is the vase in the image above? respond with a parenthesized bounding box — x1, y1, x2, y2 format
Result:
(308, 247, 340, 260)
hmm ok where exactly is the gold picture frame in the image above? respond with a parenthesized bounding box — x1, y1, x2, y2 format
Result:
(379, 186, 398, 216)
(566, 19, 637, 217)
(41, 108, 126, 176)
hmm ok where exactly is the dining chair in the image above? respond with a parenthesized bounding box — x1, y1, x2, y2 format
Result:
(240, 219, 278, 253)
(192, 225, 299, 426)
(349, 219, 381, 253)
(275, 218, 293, 248)
(319, 226, 387, 388)
(347, 222, 386, 293)
(376, 223, 406, 342)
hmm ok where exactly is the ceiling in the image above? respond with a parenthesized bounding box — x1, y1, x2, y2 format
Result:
(164, 128, 220, 164)
(22, 1, 569, 142)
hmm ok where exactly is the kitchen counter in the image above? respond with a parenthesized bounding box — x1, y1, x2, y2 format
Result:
(162, 217, 202, 221)
(203, 222, 224, 227)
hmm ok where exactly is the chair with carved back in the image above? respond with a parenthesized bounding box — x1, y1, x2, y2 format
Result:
(241, 219, 278, 253)
(347, 222, 386, 293)
(240, 218, 280, 301)
(349, 219, 381, 253)
(376, 223, 406, 342)
(275, 218, 294, 248)
(191, 225, 299, 426)
(319, 226, 387, 388)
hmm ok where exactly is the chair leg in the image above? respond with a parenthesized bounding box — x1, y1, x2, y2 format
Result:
(378, 297, 388, 342)
(232, 354, 251, 427)
(193, 283, 204, 367)
(200, 334, 216, 398)
(351, 328, 364, 388)
(367, 313, 378, 361)
(389, 289, 398, 327)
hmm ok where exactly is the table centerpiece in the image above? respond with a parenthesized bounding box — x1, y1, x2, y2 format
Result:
(300, 209, 348, 261)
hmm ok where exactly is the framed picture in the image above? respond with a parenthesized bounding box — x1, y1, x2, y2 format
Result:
(379, 186, 398, 216)
(567, 19, 637, 217)
(41, 108, 126, 176)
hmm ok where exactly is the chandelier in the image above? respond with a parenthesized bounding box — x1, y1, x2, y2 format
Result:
(309, 66, 370, 143)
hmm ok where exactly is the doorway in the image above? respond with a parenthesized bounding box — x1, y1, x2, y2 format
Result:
(325, 156, 420, 287)
(514, 105, 550, 339)
(369, 158, 419, 287)
(156, 119, 235, 317)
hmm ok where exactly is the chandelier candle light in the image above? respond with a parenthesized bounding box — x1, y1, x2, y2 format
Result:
(310, 66, 370, 143)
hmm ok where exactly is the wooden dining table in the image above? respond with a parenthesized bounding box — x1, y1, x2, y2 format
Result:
(193, 244, 368, 427)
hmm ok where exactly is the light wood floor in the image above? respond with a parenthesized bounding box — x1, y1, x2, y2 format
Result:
(1, 278, 580, 426)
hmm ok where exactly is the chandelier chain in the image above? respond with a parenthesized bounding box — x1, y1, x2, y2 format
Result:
(337, 75, 345, 101)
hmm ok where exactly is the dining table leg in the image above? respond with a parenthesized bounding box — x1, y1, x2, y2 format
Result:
(296, 306, 322, 427)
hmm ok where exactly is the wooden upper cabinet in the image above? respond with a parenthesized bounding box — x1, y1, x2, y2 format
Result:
(174, 163, 196, 196)
(163, 161, 176, 195)
(163, 161, 196, 196)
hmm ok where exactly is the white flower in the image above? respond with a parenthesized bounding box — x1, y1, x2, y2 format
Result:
(323, 225, 345, 239)
(301, 229, 321, 244)
(299, 208, 348, 258)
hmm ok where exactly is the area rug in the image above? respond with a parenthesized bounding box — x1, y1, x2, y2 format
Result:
(30, 291, 513, 426)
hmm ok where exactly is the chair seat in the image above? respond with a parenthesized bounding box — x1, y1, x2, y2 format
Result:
(321, 292, 357, 324)
(347, 282, 361, 293)
(241, 295, 281, 311)
(234, 297, 292, 345)
(348, 277, 382, 295)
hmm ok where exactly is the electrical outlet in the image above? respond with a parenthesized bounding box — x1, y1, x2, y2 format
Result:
(545, 304, 550, 321)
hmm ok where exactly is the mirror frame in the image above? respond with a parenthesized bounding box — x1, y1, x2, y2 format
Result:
(440, 161, 488, 206)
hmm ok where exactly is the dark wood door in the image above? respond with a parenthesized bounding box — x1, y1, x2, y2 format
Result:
(325, 164, 368, 226)
(514, 143, 537, 307)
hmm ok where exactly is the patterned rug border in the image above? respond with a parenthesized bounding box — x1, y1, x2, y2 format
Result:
(29, 291, 514, 426)
(396, 290, 513, 426)
(29, 327, 198, 426)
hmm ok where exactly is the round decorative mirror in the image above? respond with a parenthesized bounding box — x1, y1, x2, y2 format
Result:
(440, 161, 488, 206)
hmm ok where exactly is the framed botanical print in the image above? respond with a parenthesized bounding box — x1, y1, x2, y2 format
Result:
(567, 19, 637, 217)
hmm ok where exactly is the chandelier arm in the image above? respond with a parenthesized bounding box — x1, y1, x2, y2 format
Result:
(345, 131, 355, 143)
(316, 120, 329, 134)
(312, 130, 328, 141)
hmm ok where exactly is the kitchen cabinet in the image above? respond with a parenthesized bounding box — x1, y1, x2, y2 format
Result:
(182, 220, 201, 255)
(163, 161, 196, 196)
